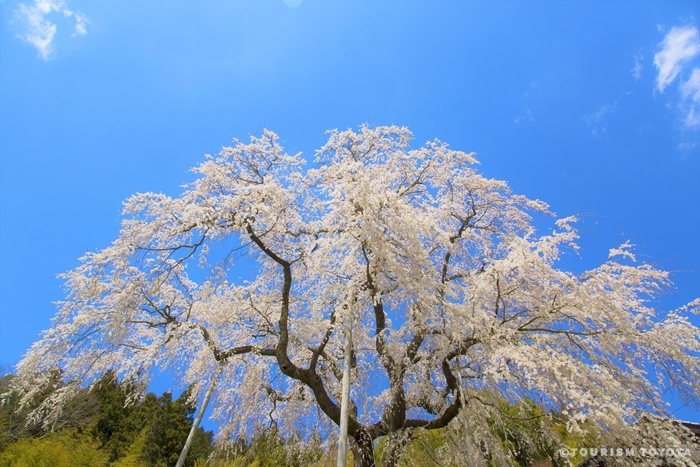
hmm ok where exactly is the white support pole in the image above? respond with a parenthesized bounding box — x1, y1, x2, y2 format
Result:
(337, 302, 353, 467)
(175, 362, 224, 467)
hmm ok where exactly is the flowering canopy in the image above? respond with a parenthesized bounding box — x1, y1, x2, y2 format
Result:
(8, 126, 700, 466)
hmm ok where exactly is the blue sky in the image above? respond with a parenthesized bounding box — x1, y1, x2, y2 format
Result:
(1, 0, 699, 424)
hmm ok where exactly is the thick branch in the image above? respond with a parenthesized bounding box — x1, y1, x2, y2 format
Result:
(403, 397, 462, 431)
(245, 222, 367, 436)
(245, 222, 302, 378)
(362, 246, 388, 361)
(309, 307, 338, 371)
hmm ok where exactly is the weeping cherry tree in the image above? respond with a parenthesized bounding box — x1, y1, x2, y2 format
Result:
(7, 125, 700, 467)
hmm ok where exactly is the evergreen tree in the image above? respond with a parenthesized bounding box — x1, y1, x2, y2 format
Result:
(0, 372, 98, 451)
(142, 388, 211, 467)
(2, 371, 213, 465)
(91, 375, 213, 466)
(92, 371, 136, 461)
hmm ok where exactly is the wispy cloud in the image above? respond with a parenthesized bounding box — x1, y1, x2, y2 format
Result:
(14, 0, 89, 60)
(654, 26, 700, 92)
(65, 10, 88, 37)
(631, 50, 643, 80)
(583, 103, 617, 135)
(680, 67, 700, 128)
(654, 25, 700, 131)
(514, 81, 540, 125)
(514, 107, 534, 125)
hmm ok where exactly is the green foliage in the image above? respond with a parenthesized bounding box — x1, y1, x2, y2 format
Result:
(111, 428, 149, 467)
(0, 372, 99, 451)
(189, 425, 215, 464)
(373, 396, 595, 467)
(1, 371, 213, 466)
(0, 428, 109, 467)
(245, 428, 289, 467)
(210, 427, 324, 467)
(486, 398, 559, 466)
(141, 389, 210, 467)
(91, 372, 138, 461)
(396, 428, 452, 467)
(0, 371, 599, 467)
(550, 418, 600, 466)
(91, 375, 213, 467)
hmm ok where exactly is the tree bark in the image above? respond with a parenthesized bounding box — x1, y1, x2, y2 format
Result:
(352, 427, 377, 467)
(379, 429, 414, 467)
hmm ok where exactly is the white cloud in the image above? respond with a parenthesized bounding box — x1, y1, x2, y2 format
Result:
(514, 107, 534, 125)
(653, 25, 700, 132)
(680, 68, 700, 128)
(583, 103, 617, 135)
(681, 67, 700, 101)
(631, 50, 643, 80)
(514, 81, 540, 125)
(72, 11, 88, 37)
(15, 0, 89, 60)
(16, 0, 62, 60)
(654, 26, 700, 92)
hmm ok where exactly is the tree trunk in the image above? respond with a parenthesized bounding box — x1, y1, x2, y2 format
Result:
(379, 429, 414, 467)
(351, 427, 377, 467)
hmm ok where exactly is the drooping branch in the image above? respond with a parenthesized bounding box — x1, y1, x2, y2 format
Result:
(245, 220, 364, 435)
(14, 126, 699, 467)
(309, 306, 338, 372)
(362, 246, 388, 361)
(245, 221, 303, 379)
